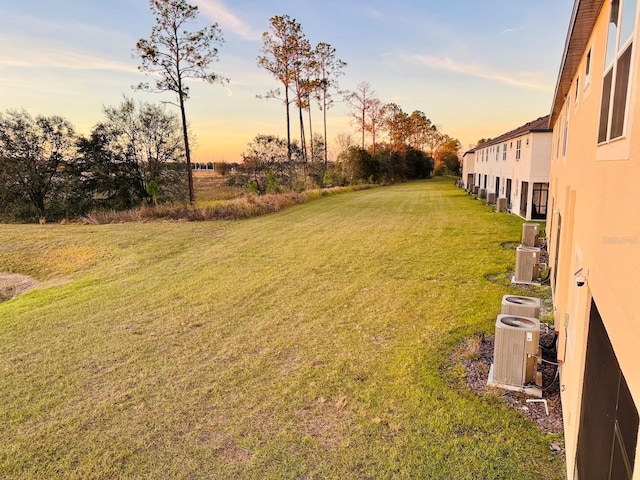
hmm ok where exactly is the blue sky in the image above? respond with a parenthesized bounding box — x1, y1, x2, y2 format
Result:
(0, 0, 574, 162)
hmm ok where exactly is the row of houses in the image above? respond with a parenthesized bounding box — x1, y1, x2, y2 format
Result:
(461, 116, 552, 221)
(462, 1, 640, 478)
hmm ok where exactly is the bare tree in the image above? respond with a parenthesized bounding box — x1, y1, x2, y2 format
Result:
(258, 15, 307, 163)
(101, 98, 185, 190)
(313, 42, 346, 167)
(366, 98, 385, 154)
(291, 34, 312, 165)
(347, 81, 376, 150)
(135, 0, 228, 205)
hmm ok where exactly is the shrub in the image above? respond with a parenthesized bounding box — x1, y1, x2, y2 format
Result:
(81, 185, 376, 224)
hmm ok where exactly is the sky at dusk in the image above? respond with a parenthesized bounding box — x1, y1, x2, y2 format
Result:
(0, 1, 574, 162)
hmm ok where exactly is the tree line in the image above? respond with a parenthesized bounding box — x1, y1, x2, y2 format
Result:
(230, 15, 460, 194)
(1, 0, 461, 222)
(0, 100, 188, 222)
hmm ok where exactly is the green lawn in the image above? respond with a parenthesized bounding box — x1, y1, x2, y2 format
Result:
(0, 178, 564, 479)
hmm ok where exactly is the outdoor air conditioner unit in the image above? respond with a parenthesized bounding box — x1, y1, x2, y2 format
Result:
(496, 197, 508, 213)
(514, 246, 541, 283)
(493, 314, 540, 387)
(472, 185, 479, 195)
(501, 295, 541, 318)
(521, 222, 539, 247)
(487, 192, 497, 205)
(478, 188, 487, 200)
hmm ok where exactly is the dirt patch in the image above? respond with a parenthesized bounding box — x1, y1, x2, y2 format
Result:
(294, 396, 352, 450)
(0, 273, 37, 302)
(448, 332, 563, 435)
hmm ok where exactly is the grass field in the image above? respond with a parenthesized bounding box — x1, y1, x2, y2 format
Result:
(193, 171, 244, 203)
(0, 178, 564, 479)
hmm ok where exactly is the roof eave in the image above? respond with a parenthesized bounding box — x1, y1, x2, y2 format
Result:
(550, 0, 605, 127)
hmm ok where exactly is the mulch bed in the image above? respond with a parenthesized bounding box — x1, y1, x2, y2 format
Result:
(452, 334, 563, 436)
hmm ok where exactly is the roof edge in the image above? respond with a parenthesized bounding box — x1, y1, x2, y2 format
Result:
(472, 115, 552, 151)
(550, 0, 605, 126)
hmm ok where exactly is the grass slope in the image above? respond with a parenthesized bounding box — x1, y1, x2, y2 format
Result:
(0, 178, 564, 479)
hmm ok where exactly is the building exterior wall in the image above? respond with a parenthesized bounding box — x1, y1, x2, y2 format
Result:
(472, 129, 551, 220)
(549, 1, 640, 478)
(461, 151, 476, 189)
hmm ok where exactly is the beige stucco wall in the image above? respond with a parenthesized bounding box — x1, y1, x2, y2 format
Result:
(549, 5, 640, 478)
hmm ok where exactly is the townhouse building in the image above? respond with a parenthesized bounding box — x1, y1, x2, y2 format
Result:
(465, 117, 552, 220)
(548, 1, 640, 478)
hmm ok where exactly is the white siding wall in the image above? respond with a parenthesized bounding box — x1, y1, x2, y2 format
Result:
(472, 131, 551, 220)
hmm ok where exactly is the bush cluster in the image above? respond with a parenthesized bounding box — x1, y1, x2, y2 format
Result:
(81, 185, 374, 224)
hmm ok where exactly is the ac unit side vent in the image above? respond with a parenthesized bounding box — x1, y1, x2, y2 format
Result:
(522, 222, 539, 247)
(493, 314, 540, 387)
(515, 246, 541, 283)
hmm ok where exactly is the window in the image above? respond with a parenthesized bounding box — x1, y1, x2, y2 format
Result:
(576, 76, 580, 102)
(532, 183, 549, 219)
(516, 139, 522, 160)
(585, 47, 592, 85)
(502, 144, 507, 160)
(495, 146, 499, 161)
(556, 116, 562, 159)
(598, 0, 637, 143)
(563, 97, 570, 155)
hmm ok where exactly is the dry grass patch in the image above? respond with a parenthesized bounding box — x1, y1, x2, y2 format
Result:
(460, 334, 483, 360)
(81, 185, 375, 224)
(0, 273, 37, 302)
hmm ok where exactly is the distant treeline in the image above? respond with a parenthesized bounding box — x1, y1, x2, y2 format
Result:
(0, 100, 188, 223)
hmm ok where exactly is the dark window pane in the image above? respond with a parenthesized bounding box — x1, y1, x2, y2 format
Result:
(599, 70, 614, 142)
(532, 183, 549, 219)
(611, 44, 633, 139)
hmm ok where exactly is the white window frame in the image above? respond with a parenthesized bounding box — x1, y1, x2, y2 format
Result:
(598, 0, 637, 145)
